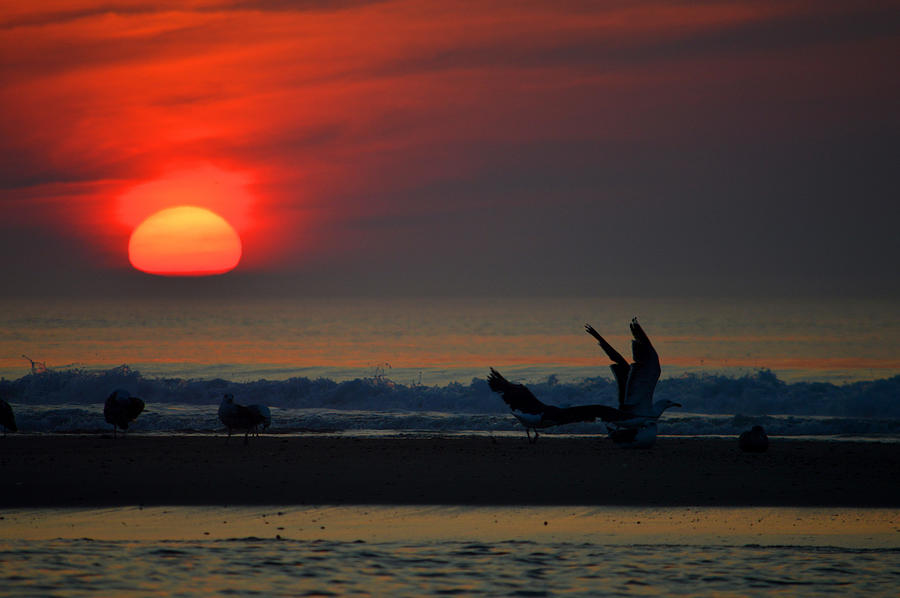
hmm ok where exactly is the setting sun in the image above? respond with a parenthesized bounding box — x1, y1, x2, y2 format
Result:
(128, 206, 242, 276)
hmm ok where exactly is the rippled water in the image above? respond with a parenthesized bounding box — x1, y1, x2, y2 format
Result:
(3, 506, 900, 597)
(3, 538, 899, 597)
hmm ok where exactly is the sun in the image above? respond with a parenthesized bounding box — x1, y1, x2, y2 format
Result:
(128, 206, 242, 276)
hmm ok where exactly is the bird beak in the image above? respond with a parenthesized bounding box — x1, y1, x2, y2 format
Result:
(673, 403, 682, 407)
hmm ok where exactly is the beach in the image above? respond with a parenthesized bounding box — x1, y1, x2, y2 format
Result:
(4, 433, 900, 597)
(2, 435, 898, 508)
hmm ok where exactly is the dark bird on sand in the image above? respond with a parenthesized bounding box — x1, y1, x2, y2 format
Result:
(104, 389, 145, 438)
(488, 318, 679, 446)
(584, 318, 680, 448)
(0, 398, 17, 435)
(739, 425, 769, 453)
(219, 394, 267, 444)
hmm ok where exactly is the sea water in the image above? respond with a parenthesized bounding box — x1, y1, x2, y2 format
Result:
(4, 539, 898, 597)
(2, 507, 899, 597)
(2, 295, 897, 383)
(1, 295, 898, 437)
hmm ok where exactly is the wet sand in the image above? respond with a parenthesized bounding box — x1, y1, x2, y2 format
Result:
(1, 435, 898, 507)
(3, 506, 899, 547)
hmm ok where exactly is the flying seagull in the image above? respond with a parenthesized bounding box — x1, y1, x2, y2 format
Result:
(104, 389, 145, 438)
(219, 394, 267, 444)
(584, 318, 680, 448)
(487, 368, 623, 443)
(0, 398, 17, 436)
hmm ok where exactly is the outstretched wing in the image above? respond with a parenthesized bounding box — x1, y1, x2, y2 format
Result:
(487, 368, 546, 415)
(623, 318, 661, 412)
(585, 324, 630, 408)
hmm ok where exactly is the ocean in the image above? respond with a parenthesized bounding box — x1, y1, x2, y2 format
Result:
(4, 537, 899, 597)
(2, 295, 898, 383)
(1, 295, 898, 438)
(2, 507, 899, 597)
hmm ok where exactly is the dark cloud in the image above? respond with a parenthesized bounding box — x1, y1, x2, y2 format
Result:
(370, 4, 900, 78)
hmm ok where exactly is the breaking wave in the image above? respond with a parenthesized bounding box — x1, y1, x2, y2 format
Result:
(1, 366, 898, 436)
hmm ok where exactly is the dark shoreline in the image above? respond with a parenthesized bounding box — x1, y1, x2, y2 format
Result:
(1, 436, 898, 508)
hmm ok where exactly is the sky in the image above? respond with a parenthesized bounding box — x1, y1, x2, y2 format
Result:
(1, 0, 898, 298)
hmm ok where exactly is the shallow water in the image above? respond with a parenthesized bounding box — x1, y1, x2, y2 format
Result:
(2, 507, 899, 597)
(11, 404, 900, 438)
(3, 538, 899, 597)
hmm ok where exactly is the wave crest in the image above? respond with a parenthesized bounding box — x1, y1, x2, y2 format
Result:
(2, 366, 898, 436)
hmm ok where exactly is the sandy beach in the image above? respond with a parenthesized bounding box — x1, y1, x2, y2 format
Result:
(1, 435, 898, 508)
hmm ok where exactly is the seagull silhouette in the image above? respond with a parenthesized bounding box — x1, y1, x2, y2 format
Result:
(487, 367, 623, 443)
(104, 389, 145, 438)
(247, 404, 271, 437)
(584, 318, 680, 447)
(219, 394, 268, 444)
(488, 318, 679, 445)
(0, 398, 17, 436)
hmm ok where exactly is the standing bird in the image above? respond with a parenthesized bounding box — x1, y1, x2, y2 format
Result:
(104, 389, 145, 438)
(247, 404, 271, 437)
(0, 398, 17, 436)
(219, 394, 266, 444)
(739, 425, 769, 453)
(584, 318, 680, 448)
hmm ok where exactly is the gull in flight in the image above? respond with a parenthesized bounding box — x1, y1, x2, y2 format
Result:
(487, 367, 624, 443)
(488, 318, 679, 446)
(584, 318, 680, 448)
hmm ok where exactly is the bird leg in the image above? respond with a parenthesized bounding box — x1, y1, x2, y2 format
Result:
(243, 430, 250, 445)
